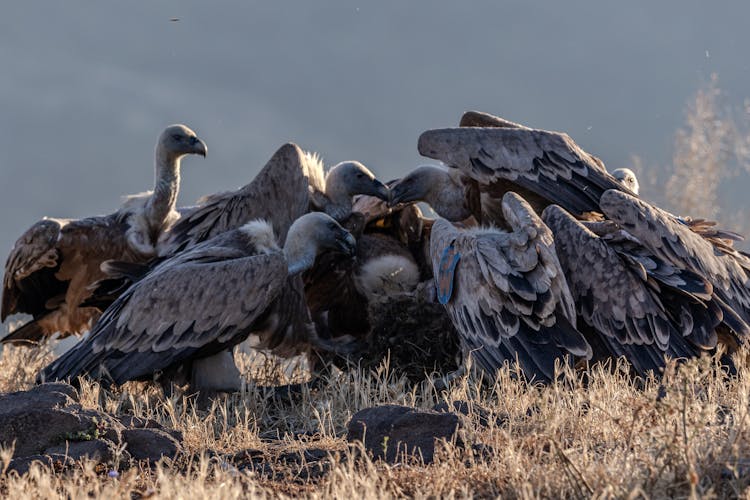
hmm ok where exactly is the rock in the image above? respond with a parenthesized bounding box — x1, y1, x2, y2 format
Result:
(43, 438, 118, 462)
(347, 405, 464, 464)
(117, 415, 183, 441)
(0, 384, 184, 472)
(0, 407, 99, 459)
(0, 382, 125, 459)
(0, 383, 78, 415)
(122, 428, 181, 462)
(6, 454, 76, 475)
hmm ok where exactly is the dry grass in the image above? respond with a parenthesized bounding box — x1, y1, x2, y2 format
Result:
(636, 74, 750, 241)
(2, 342, 750, 499)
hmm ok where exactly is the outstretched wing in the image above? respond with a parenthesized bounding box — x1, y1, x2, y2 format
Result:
(2, 213, 143, 341)
(418, 126, 629, 216)
(459, 110, 530, 130)
(430, 196, 590, 382)
(159, 143, 315, 255)
(3, 218, 66, 320)
(542, 205, 721, 376)
(600, 189, 750, 335)
(41, 237, 286, 385)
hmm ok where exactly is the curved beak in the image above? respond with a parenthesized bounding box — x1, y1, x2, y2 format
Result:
(370, 178, 390, 202)
(337, 231, 357, 257)
(388, 178, 416, 207)
(191, 137, 208, 157)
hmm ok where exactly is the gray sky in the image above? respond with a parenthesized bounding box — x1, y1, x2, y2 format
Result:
(2, 1, 750, 256)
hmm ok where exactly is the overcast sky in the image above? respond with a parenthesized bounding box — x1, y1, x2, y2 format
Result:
(2, 1, 750, 256)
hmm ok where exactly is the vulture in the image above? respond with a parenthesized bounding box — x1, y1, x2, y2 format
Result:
(86, 144, 391, 391)
(611, 168, 640, 195)
(391, 111, 750, 377)
(39, 212, 357, 388)
(429, 192, 591, 382)
(302, 194, 426, 360)
(159, 144, 390, 255)
(541, 205, 725, 376)
(1, 125, 207, 345)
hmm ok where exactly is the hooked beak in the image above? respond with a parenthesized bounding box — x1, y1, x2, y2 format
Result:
(190, 137, 208, 157)
(337, 231, 357, 257)
(370, 178, 390, 202)
(388, 179, 416, 207)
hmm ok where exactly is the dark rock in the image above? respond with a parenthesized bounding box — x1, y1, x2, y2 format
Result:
(0, 383, 78, 415)
(0, 383, 98, 458)
(6, 454, 76, 475)
(0, 407, 99, 459)
(117, 415, 183, 441)
(43, 438, 118, 462)
(347, 405, 464, 464)
(122, 428, 181, 462)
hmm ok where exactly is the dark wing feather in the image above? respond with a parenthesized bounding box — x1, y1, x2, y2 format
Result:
(542, 205, 718, 376)
(459, 110, 530, 129)
(600, 189, 750, 334)
(430, 204, 590, 382)
(2, 218, 65, 320)
(41, 238, 286, 385)
(2, 213, 144, 341)
(418, 127, 631, 216)
(159, 143, 315, 255)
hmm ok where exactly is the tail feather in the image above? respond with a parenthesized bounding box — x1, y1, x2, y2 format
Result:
(1, 320, 46, 346)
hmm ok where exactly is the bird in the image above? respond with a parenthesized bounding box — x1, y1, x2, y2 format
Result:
(392, 111, 750, 378)
(39, 212, 356, 388)
(1, 124, 207, 345)
(159, 144, 390, 256)
(541, 204, 725, 376)
(597, 189, 750, 345)
(429, 192, 591, 382)
(611, 168, 640, 195)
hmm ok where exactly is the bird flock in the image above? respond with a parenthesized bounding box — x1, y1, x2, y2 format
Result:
(3, 110, 749, 393)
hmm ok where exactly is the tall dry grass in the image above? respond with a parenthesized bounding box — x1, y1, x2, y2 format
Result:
(2, 341, 750, 498)
(636, 74, 750, 240)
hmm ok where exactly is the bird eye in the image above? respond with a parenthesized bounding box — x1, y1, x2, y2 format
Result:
(356, 173, 365, 179)
(171, 134, 182, 141)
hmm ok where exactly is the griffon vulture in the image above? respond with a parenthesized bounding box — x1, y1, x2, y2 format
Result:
(159, 144, 389, 256)
(392, 112, 749, 374)
(541, 205, 727, 376)
(429, 192, 591, 382)
(39, 212, 356, 387)
(2, 125, 207, 344)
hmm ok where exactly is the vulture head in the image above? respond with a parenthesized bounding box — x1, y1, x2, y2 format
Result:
(389, 165, 471, 221)
(389, 165, 446, 206)
(284, 212, 357, 275)
(611, 168, 639, 195)
(157, 124, 208, 160)
(325, 161, 390, 202)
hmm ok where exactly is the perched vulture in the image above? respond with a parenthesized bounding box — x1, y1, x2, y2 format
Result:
(303, 196, 424, 352)
(597, 190, 750, 343)
(159, 144, 389, 255)
(393, 111, 750, 375)
(541, 205, 725, 376)
(611, 168, 640, 195)
(39, 212, 356, 388)
(1, 125, 207, 344)
(429, 192, 591, 382)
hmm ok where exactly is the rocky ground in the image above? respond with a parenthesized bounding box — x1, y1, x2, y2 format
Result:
(2, 343, 750, 498)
